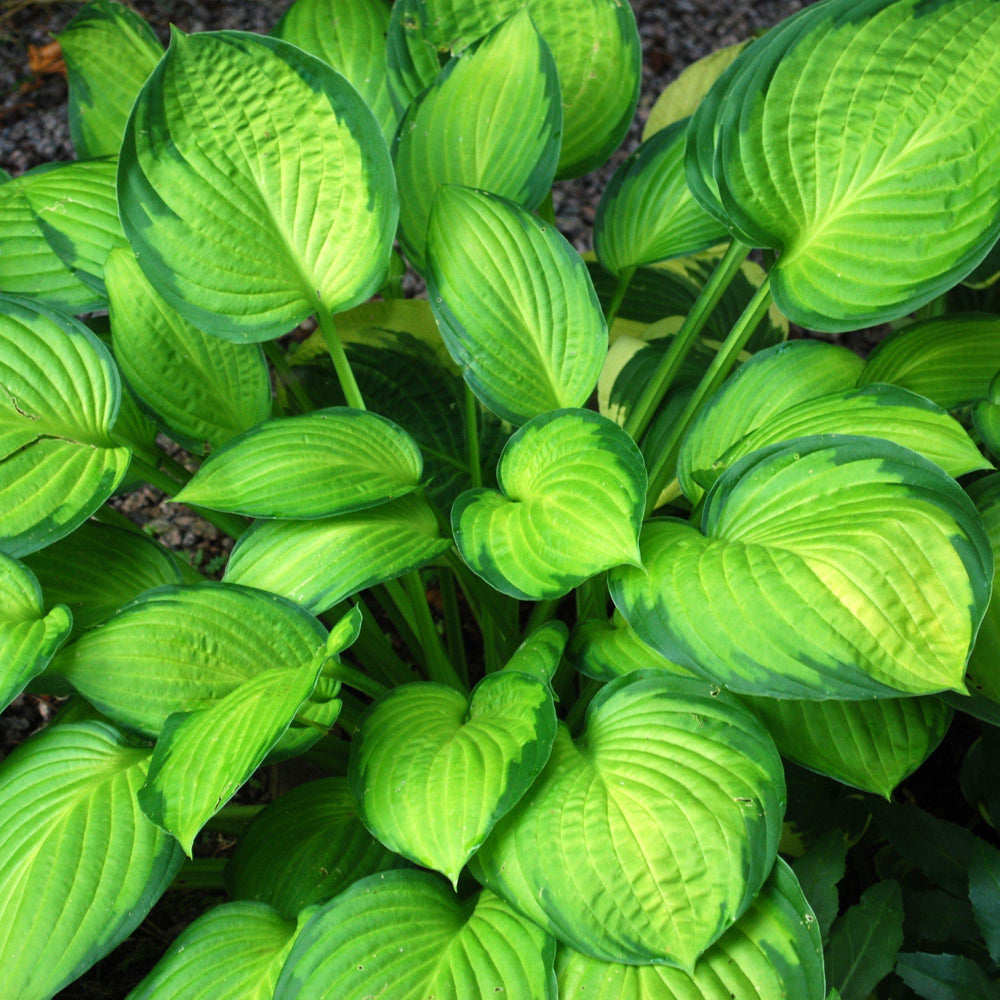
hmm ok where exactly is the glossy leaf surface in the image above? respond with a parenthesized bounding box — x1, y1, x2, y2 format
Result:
(452, 410, 645, 600)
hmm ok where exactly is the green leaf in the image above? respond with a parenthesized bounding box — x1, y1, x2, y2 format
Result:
(0, 296, 130, 557)
(50, 582, 327, 737)
(139, 657, 327, 854)
(744, 695, 953, 798)
(350, 671, 556, 886)
(503, 620, 568, 686)
(106, 246, 271, 455)
(225, 777, 400, 918)
(126, 901, 301, 1000)
(974, 371, 1000, 460)
(704, 0, 1000, 330)
(860, 314, 1000, 410)
(58, 0, 163, 159)
(224, 492, 451, 613)
(567, 611, 690, 684)
(392, 11, 561, 271)
(968, 841, 1000, 964)
(119, 30, 397, 341)
(0, 553, 72, 711)
(453, 410, 645, 600)
(473, 672, 785, 969)
(968, 475, 1000, 703)
(175, 408, 423, 518)
(595, 117, 729, 275)
(896, 952, 1000, 1000)
(611, 436, 992, 700)
(274, 0, 396, 146)
(22, 519, 182, 636)
(554, 858, 825, 1000)
(427, 187, 607, 424)
(0, 721, 183, 1000)
(825, 879, 904, 1000)
(792, 829, 848, 946)
(274, 871, 556, 999)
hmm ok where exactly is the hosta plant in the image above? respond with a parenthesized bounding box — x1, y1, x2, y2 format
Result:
(2, 0, 1000, 996)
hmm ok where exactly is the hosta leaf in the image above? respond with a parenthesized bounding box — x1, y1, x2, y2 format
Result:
(50, 582, 327, 737)
(427, 187, 607, 424)
(139, 657, 327, 853)
(224, 492, 451, 613)
(106, 247, 271, 455)
(555, 858, 825, 1000)
(611, 436, 992, 700)
(21, 519, 180, 636)
(0, 721, 183, 1000)
(127, 901, 301, 1000)
(119, 30, 397, 341)
(504, 620, 568, 685)
(225, 777, 400, 918)
(392, 11, 561, 271)
(974, 372, 1000, 460)
(175, 408, 423, 518)
(273, 870, 556, 1000)
(386, 0, 639, 179)
(274, 0, 396, 147)
(350, 670, 556, 886)
(859, 314, 1000, 410)
(473, 672, 785, 969)
(452, 410, 645, 600)
(594, 118, 729, 275)
(0, 553, 71, 711)
(744, 695, 952, 798)
(968, 475, 1000, 702)
(58, 0, 163, 159)
(708, 0, 1000, 330)
(568, 611, 690, 684)
(0, 296, 130, 557)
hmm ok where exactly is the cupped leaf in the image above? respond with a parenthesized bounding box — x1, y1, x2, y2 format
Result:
(473, 672, 785, 969)
(504, 620, 568, 686)
(710, 0, 1000, 330)
(595, 117, 729, 275)
(0, 296, 130, 557)
(744, 695, 952, 798)
(554, 858, 825, 999)
(225, 777, 400, 918)
(968, 474, 1000, 703)
(0, 554, 72, 711)
(224, 492, 451, 613)
(392, 11, 561, 271)
(273, 870, 557, 1000)
(175, 408, 423, 518)
(274, 0, 396, 147)
(126, 901, 301, 1000)
(50, 582, 327, 737)
(58, 0, 163, 159)
(0, 721, 184, 1000)
(859, 314, 1000, 410)
(350, 671, 557, 886)
(428, 187, 607, 424)
(119, 30, 397, 341)
(568, 611, 690, 684)
(611, 436, 993, 700)
(452, 409, 645, 600)
(106, 247, 271, 455)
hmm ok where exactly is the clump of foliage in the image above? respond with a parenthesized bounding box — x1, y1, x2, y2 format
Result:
(1, 0, 1000, 997)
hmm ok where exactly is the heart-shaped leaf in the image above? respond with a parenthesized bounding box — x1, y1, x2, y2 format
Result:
(392, 11, 561, 271)
(554, 858, 825, 1000)
(0, 721, 183, 1000)
(0, 554, 72, 711)
(273, 870, 557, 1000)
(225, 777, 401, 918)
(452, 409, 645, 600)
(224, 492, 451, 614)
(175, 408, 423, 518)
(473, 671, 785, 969)
(427, 187, 608, 424)
(119, 30, 397, 341)
(350, 669, 556, 886)
(106, 247, 271, 455)
(611, 436, 993, 700)
(0, 296, 130, 557)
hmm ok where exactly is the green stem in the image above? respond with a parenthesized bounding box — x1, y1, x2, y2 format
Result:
(482, 611, 501, 674)
(401, 570, 465, 691)
(159, 451, 194, 485)
(202, 804, 263, 835)
(464, 383, 482, 489)
(575, 575, 607, 623)
(522, 598, 560, 640)
(346, 597, 416, 687)
(325, 661, 389, 700)
(604, 266, 636, 329)
(565, 678, 601, 737)
(265, 340, 313, 414)
(645, 274, 774, 509)
(623, 240, 751, 443)
(316, 300, 365, 410)
(439, 569, 469, 687)
(379, 579, 420, 636)
(371, 582, 424, 665)
(170, 858, 227, 891)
